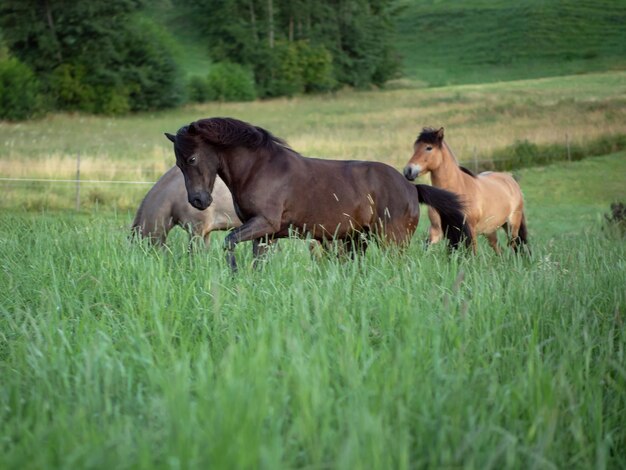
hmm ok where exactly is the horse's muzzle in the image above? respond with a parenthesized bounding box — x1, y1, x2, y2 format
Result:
(403, 165, 420, 181)
(189, 192, 213, 210)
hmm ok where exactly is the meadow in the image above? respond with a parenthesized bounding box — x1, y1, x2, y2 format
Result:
(1, 151, 624, 468)
(1, 71, 625, 212)
(1, 70, 626, 468)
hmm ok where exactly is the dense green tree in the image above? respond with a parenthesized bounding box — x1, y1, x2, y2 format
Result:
(0, 0, 182, 114)
(179, 0, 399, 97)
(0, 56, 42, 120)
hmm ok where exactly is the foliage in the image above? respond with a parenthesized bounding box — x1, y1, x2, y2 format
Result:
(187, 63, 257, 103)
(486, 134, 626, 172)
(0, 56, 42, 120)
(0, 0, 182, 115)
(205, 62, 257, 101)
(604, 202, 626, 237)
(187, 75, 211, 103)
(178, 0, 398, 97)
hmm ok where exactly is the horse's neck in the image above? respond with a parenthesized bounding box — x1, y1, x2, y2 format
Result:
(431, 142, 464, 189)
(217, 147, 276, 192)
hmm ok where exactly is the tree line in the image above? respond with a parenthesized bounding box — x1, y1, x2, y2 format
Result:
(0, 0, 400, 120)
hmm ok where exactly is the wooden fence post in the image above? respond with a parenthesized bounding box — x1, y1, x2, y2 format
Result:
(75, 152, 81, 211)
(473, 147, 478, 172)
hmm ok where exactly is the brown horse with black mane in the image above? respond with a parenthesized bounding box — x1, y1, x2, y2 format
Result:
(404, 127, 528, 254)
(165, 117, 471, 271)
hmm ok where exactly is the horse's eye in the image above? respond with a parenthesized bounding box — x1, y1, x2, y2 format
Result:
(188, 156, 197, 165)
(426, 146, 433, 151)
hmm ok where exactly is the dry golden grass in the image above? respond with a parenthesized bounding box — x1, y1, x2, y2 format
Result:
(1, 71, 625, 211)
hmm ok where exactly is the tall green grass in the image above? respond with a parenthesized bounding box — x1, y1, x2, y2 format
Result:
(1, 152, 625, 469)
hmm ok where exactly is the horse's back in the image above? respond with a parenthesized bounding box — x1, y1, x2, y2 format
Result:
(477, 171, 523, 202)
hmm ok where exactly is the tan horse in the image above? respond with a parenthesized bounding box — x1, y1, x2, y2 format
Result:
(403, 127, 528, 254)
(132, 166, 241, 246)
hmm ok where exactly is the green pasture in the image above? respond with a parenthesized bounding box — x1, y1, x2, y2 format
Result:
(395, 0, 626, 86)
(1, 144, 625, 468)
(1, 71, 625, 212)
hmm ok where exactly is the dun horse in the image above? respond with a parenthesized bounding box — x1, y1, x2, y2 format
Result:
(404, 127, 528, 254)
(132, 166, 240, 246)
(165, 117, 470, 271)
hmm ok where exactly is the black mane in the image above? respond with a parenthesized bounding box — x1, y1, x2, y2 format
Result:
(417, 127, 477, 178)
(459, 166, 477, 178)
(416, 127, 441, 145)
(176, 117, 290, 153)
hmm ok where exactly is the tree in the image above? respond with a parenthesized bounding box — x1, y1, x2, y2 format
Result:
(178, 0, 399, 97)
(0, 0, 182, 113)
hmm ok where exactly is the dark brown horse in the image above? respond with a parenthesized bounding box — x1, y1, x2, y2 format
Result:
(165, 118, 470, 271)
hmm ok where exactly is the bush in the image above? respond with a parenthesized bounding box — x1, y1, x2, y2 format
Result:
(204, 63, 256, 102)
(253, 41, 336, 98)
(48, 63, 98, 113)
(0, 56, 42, 120)
(604, 202, 626, 237)
(187, 75, 211, 103)
(297, 42, 336, 93)
(482, 134, 626, 172)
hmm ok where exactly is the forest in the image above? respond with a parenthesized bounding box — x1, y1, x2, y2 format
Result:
(0, 0, 398, 119)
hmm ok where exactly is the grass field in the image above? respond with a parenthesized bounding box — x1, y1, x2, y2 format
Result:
(2, 2, 625, 467)
(395, 0, 626, 86)
(1, 147, 625, 468)
(1, 71, 625, 212)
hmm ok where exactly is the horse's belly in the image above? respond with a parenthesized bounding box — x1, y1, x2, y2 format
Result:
(474, 215, 506, 234)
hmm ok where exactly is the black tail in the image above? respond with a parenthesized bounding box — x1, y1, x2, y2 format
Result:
(415, 185, 471, 249)
(513, 213, 530, 255)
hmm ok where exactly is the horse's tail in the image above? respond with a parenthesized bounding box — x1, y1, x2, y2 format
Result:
(514, 213, 530, 255)
(415, 185, 471, 249)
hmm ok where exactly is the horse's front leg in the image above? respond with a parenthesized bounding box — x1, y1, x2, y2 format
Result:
(224, 216, 277, 272)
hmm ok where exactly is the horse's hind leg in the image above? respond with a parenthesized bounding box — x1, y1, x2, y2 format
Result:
(486, 231, 501, 255)
(506, 210, 526, 253)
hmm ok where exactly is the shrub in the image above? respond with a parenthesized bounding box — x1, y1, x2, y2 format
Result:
(48, 63, 98, 113)
(604, 202, 626, 237)
(253, 41, 336, 98)
(187, 75, 211, 103)
(204, 63, 256, 102)
(0, 56, 42, 120)
(297, 42, 336, 93)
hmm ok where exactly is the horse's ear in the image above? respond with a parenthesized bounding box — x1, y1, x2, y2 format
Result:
(188, 122, 198, 135)
(436, 127, 444, 142)
(164, 132, 176, 143)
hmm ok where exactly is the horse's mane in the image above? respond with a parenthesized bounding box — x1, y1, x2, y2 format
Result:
(417, 127, 477, 178)
(416, 127, 441, 145)
(459, 166, 477, 177)
(177, 117, 290, 153)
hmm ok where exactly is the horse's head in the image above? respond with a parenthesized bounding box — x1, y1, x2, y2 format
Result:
(165, 123, 219, 210)
(403, 127, 445, 181)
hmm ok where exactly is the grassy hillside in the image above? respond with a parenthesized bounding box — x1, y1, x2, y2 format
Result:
(394, 0, 626, 85)
(145, 0, 626, 87)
